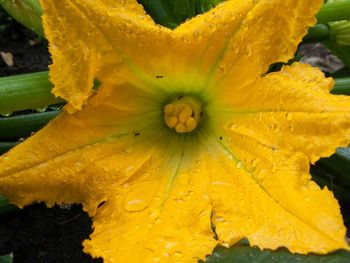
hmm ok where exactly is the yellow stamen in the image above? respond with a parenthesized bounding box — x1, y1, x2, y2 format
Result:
(164, 97, 202, 133)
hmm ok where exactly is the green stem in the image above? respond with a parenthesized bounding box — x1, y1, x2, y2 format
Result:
(303, 24, 330, 43)
(0, 195, 17, 214)
(332, 78, 350, 95)
(0, 142, 16, 155)
(138, 0, 178, 29)
(0, 71, 64, 114)
(0, 0, 44, 36)
(0, 111, 59, 139)
(317, 0, 350, 24)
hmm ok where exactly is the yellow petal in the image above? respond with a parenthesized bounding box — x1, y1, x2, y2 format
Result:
(40, 0, 171, 112)
(0, 83, 161, 214)
(215, 63, 350, 163)
(204, 132, 349, 254)
(175, 0, 323, 83)
(84, 149, 217, 263)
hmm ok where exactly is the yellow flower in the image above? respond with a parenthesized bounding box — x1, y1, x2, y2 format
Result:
(1, 0, 350, 262)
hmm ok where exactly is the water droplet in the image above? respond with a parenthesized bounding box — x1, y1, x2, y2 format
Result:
(50, 105, 63, 111)
(286, 112, 293, 121)
(123, 146, 133, 154)
(0, 111, 12, 117)
(35, 105, 48, 112)
(100, 16, 107, 25)
(218, 64, 226, 74)
(152, 257, 160, 263)
(251, 158, 259, 167)
(236, 161, 243, 169)
(74, 162, 84, 172)
(173, 251, 183, 258)
(245, 44, 253, 56)
(272, 165, 278, 172)
(125, 166, 134, 176)
(230, 123, 237, 130)
(193, 30, 200, 38)
(124, 198, 147, 212)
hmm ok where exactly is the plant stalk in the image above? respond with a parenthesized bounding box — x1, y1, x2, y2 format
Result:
(0, 71, 63, 114)
(0, 142, 16, 155)
(317, 0, 350, 24)
(303, 24, 330, 43)
(0, 111, 59, 139)
(332, 78, 350, 95)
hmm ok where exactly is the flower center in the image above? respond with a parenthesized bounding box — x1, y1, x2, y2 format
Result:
(163, 96, 202, 133)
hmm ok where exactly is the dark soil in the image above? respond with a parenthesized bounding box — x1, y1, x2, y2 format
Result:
(0, 12, 101, 263)
(0, 204, 102, 263)
(0, 21, 50, 77)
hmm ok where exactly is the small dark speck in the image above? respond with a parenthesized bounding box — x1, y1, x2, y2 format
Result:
(200, 112, 203, 118)
(156, 75, 163, 79)
(219, 136, 223, 140)
(178, 95, 184, 100)
(98, 201, 106, 208)
(134, 132, 140, 136)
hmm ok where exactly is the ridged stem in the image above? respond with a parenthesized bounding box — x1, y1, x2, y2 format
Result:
(317, 0, 350, 24)
(0, 111, 59, 139)
(0, 71, 63, 114)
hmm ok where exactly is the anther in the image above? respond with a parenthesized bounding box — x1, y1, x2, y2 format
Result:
(163, 97, 202, 133)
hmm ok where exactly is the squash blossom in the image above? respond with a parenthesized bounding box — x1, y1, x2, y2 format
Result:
(1, 0, 350, 262)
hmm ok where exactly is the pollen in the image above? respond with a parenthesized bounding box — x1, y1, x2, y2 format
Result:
(163, 97, 202, 133)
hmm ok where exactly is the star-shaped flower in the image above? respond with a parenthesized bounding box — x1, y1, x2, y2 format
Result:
(1, 0, 350, 262)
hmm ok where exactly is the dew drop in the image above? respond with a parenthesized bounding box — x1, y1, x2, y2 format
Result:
(124, 198, 147, 212)
(236, 161, 243, 169)
(35, 105, 48, 112)
(0, 111, 12, 117)
(251, 158, 259, 167)
(74, 162, 84, 172)
(173, 252, 183, 258)
(229, 123, 237, 130)
(193, 30, 200, 38)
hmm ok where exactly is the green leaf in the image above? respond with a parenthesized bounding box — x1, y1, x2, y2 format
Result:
(325, 41, 350, 69)
(0, 111, 59, 139)
(0, 0, 43, 36)
(138, 0, 225, 29)
(317, 148, 350, 188)
(0, 254, 13, 263)
(310, 147, 350, 203)
(0, 196, 17, 214)
(0, 142, 16, 155)
(203, 243, 350, 263)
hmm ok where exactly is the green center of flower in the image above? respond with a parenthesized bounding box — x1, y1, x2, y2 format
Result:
(163, 96, 202, 133)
